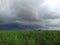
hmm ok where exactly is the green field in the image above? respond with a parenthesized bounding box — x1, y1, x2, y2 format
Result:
(0, 30, 60, 45)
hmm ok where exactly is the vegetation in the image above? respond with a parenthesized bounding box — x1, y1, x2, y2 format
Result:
(0, 30, 60, 45)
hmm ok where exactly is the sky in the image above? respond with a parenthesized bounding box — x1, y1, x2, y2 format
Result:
(0, 0, 60, 30)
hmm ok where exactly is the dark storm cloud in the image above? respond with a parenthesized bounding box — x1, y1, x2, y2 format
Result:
(0, 0, 44, 30)
(0, 0, 40, 22)
(0, 0, 60, 30)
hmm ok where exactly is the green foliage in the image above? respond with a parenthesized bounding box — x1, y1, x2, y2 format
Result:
(0, 31, 60, 45)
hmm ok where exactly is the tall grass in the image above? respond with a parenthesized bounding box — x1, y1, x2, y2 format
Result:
(0, 31, 60, 45)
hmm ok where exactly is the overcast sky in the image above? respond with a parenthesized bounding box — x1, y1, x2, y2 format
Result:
(0, 0, 60, 30)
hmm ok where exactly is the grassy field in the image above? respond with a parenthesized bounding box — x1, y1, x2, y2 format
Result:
(0, 30, 60, 45)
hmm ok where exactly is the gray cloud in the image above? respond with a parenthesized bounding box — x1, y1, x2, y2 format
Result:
(41, 0, 60, 30)
(0, 0, 43, 30)
(0, 0, 60, 30)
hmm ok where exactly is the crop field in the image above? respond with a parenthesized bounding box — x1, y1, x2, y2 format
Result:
(0, 30, 60, 45)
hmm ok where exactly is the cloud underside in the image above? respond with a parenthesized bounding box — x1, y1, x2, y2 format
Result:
(0, 0, 60, 30)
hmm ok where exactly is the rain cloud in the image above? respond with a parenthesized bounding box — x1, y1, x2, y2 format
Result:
(0, 0, 60, 30)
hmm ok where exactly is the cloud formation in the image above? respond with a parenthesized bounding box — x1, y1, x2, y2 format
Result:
(40, 0, 60, 30)
(0, 0, 60, 30)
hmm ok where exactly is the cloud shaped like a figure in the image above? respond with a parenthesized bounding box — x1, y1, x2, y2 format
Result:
(0, 0, 60, 30)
